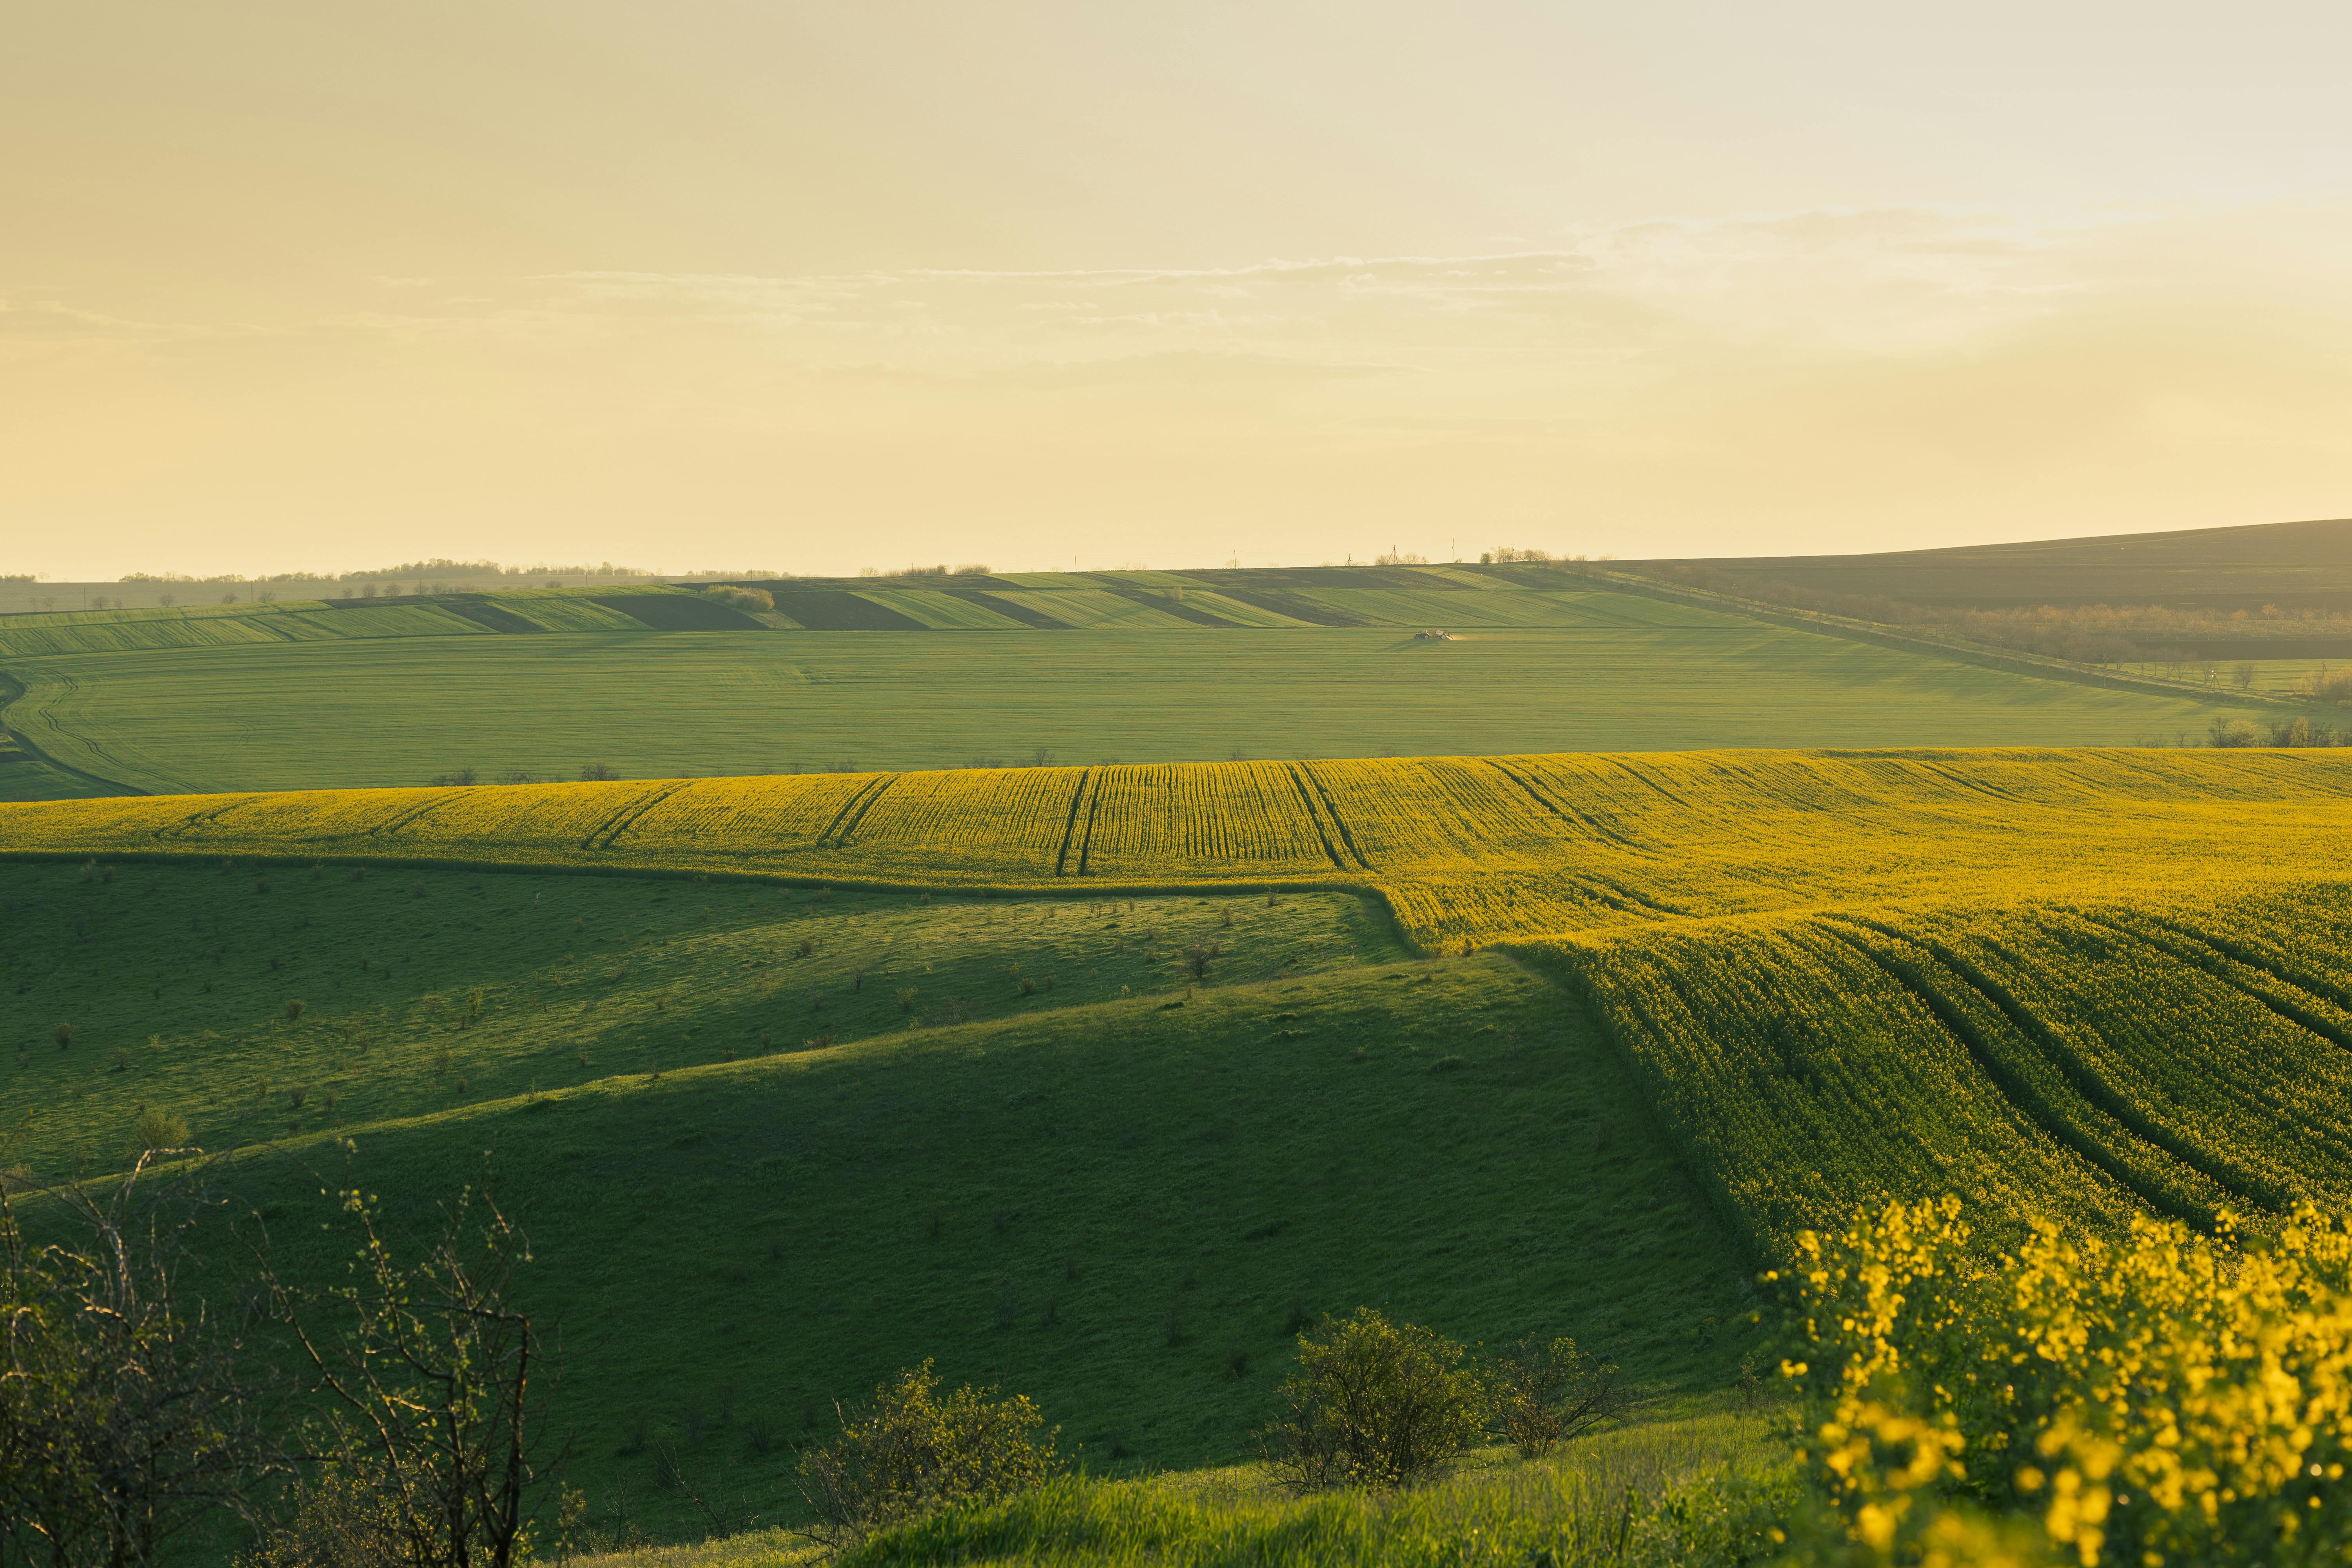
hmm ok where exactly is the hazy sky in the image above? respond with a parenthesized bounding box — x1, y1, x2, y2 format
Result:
(6, 2, 2350, 579)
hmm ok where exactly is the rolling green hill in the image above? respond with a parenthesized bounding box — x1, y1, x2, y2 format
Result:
(6, 547, 2333, 799)
(1636, 515, 2352, 611)
(1612, 516, 2352, 665)
(2, 856, 1755, 1544)
(1, 859, 1401, 1180)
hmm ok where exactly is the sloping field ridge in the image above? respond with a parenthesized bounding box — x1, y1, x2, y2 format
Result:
(13, 747, 2352, 1254)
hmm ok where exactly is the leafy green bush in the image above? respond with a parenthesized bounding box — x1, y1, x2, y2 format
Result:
(796, 1360, 1060, 1551)
(1263, 1307, 1486, 1491)
(130, 1105, 189, 1153)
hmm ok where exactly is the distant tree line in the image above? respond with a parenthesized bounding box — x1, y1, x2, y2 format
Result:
(428, 765, 620, 786)
(2205, 715, 2351, 748)
(117, 559, 661, 588)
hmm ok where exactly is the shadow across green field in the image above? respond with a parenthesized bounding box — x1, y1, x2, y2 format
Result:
(1, 859, 1402, 1181)
(195, 950, 1757, 1543)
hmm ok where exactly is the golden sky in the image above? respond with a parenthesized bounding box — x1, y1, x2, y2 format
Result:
(6, 2, 2350, 579)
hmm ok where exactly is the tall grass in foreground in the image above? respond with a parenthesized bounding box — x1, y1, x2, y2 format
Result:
(568, 1412, 1790, 1568)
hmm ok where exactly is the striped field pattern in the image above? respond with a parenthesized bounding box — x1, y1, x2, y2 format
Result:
(10, 746, 2352, 1250)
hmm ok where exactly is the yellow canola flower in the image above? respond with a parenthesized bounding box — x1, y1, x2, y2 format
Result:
(1787, 1198, 2352, 1567)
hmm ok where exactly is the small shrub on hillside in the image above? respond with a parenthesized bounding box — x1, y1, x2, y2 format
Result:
(284, 998, 306, 1021)
(1489, 1335, 1622, 1459)
(254, 878, 271, 895)
(2293, 664, 2352, 702)
(111, 1048, 130, 1074)
(54, 1022, 73, 1050)
(130, 1105, 189, 1153)
(796, 936, 815, 957)
(795, 1361, 1060, 1551)
(897, 987, 919, 1014)
(1264, 1307, 1486, 1492)
(578, 762, 618, 781)
(2210, 717, 2260, 748)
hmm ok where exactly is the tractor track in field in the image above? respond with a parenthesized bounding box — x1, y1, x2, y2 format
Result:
(579, 780, 699, 851)
(1054, 768, 1092, 876)
(0, 667, 151, 798)
(1831, 913, 2290, 1217)
(1281, 765, 1349, 872)
(2074, 909, 2352, 1058)
(1293, 763, 1373, 871)
(831, 775, 896, 844)
(1074, 769, 1107, 875)
(1814, 918, 2231, 1232)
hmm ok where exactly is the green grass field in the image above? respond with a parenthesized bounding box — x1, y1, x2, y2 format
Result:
(1, 625, 2270, 795)
(3, 859, 1402, 1179)
(2, 859, 1757, 1546)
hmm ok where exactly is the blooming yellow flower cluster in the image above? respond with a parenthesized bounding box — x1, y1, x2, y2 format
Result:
(1784, 1198, 2352, 1566)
